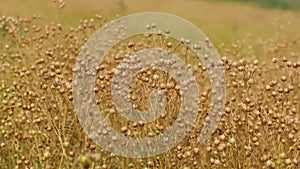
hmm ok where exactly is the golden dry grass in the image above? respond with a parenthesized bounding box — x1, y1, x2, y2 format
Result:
(0, 0, 299, 169)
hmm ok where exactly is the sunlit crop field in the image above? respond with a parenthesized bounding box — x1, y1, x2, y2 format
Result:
(0, 0, 299, 168)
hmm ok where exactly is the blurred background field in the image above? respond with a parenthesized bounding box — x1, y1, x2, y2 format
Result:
(213, 0, 300, 10)
(1, 0, 300, 46)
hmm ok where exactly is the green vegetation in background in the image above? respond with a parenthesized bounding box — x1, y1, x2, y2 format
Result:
(211, 0, 300, 10)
